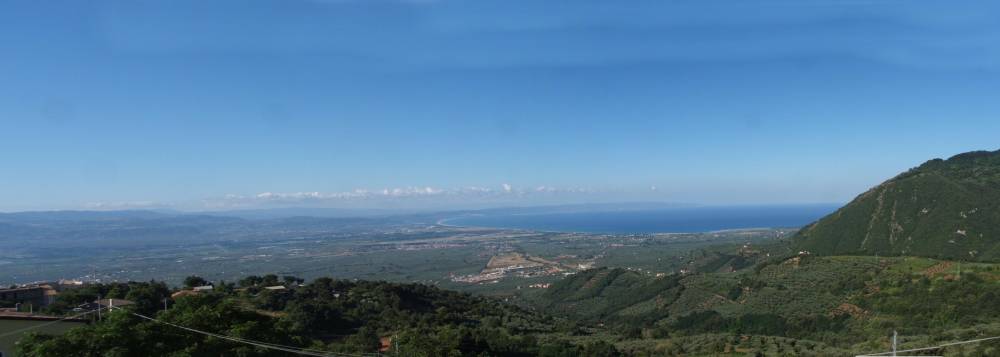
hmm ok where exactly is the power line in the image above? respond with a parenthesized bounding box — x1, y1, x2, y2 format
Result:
(127, 310, 376, 357)
(859, 334, 1000, 356)
(130, 310, 345, 356)
(0, 307, 105, 339)
(2, 305, 391, 357)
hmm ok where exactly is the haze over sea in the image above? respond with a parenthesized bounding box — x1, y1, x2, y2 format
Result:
(445, 204, 839, 234)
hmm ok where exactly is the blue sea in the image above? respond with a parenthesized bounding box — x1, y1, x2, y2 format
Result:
(444, 204, 839, 233)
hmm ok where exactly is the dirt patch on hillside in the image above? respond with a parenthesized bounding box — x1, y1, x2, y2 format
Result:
(830, 303, 868, 318)
(782, 256, 802, 268)
(486, 253, 542, 270)
(923, 261, 953, 277)
(581, 270, 611, 290)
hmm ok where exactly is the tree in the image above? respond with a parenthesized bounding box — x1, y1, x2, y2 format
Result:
(183, 275, 208, 289)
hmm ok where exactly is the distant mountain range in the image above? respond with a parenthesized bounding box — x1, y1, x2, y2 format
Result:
(0, 202, 704, 247)
(795, 149, 1000, 260)
(0, 209, 406, 250)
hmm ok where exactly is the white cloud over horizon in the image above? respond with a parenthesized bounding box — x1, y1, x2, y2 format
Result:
(70, 184, 617, 212)
(82, 201, 171, 210)
(40, 179, 859, 213)
(202, 184, 602, 210)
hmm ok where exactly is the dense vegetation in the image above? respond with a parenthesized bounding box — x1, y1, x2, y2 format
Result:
(795, 149, 1000, 260)
(19, 276, 621, 357)
(17, 252, 1000, 355)
(531, 254, 1000, 356)
(538, 268, 683, 326)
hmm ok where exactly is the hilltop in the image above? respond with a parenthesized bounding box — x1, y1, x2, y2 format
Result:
(795, 149, 1000, 260)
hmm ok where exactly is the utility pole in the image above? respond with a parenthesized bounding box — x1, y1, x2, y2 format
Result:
(892, 330, 898, 357)
(163, 298, 169, 311)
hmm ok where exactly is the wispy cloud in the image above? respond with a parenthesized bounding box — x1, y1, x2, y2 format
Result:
(201, 184, 599, 209)
(73, 184, 623, 211)
(83, 201, 170, 210)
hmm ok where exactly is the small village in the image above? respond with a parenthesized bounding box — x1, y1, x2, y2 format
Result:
(449, 252, 590, 284)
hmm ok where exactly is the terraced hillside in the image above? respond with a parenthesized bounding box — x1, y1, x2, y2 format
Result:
(538, 267, 684, 324)
(795, 149, 1000, 260)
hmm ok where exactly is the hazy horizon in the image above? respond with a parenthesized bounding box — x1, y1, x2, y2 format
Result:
(0, 200, 845, 215)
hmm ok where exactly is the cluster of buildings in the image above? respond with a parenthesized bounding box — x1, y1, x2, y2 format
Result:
(0, 280, 82, 311)
(450, 262, 573, 284)
(0, 280, 90, 357)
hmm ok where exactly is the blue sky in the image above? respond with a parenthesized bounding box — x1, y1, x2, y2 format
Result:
(2, 0, 999, 211)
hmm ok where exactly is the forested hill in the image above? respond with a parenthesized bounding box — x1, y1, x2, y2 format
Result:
(538, 268, 684, 325)
(795, 149, 1000, 260)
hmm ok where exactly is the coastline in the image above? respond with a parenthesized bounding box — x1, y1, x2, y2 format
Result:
(433, 205, 831, 234)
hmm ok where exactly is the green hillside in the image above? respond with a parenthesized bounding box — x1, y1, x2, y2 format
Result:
(538, 267, 684, 324)
(17, 276, 621, 357)
(538, 255, 1000, 355)
(795, 149, 1000, 260)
